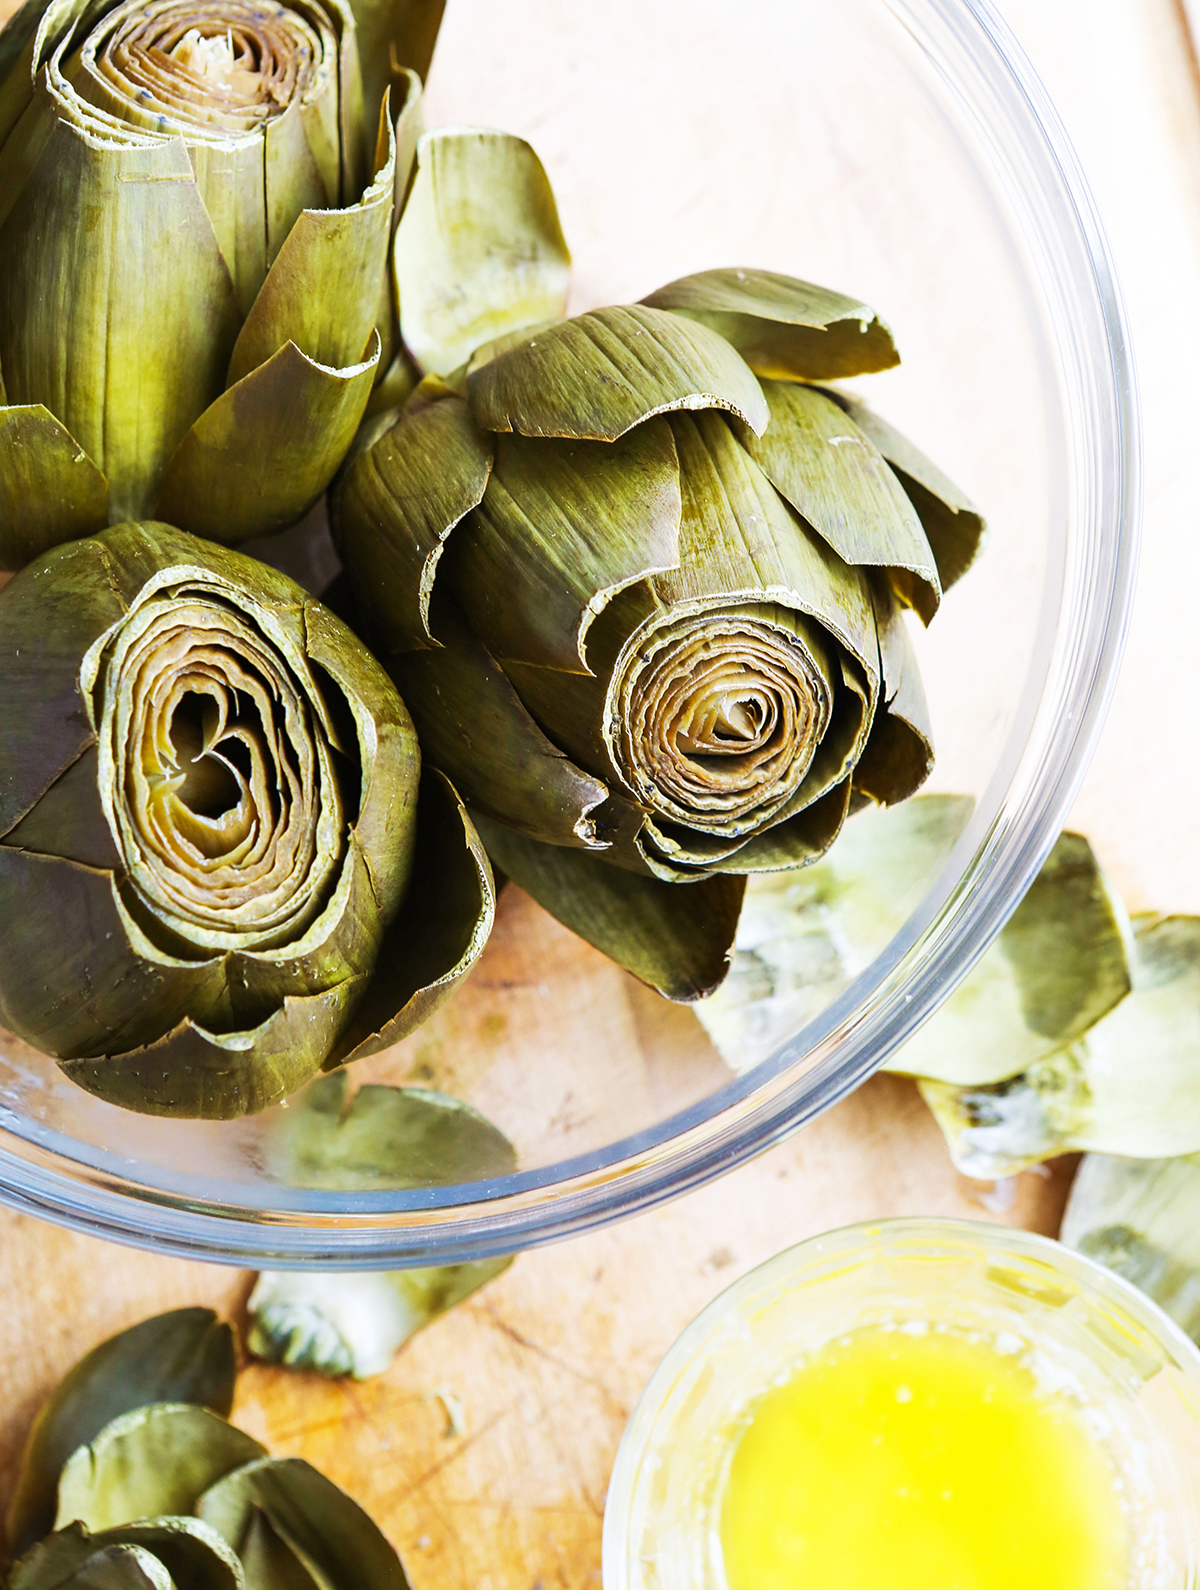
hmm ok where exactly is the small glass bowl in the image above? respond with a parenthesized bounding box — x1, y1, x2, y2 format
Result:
(603, 1219, 1200, 1590)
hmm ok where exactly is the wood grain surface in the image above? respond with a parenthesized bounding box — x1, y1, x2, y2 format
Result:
(0, 1, 1196, 1587)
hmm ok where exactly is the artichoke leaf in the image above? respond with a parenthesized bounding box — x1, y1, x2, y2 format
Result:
(350, 0, 442, 132)
(41, 1544, 174, 1590)
(227, 96, 398, 387)
(448, 418, 682, 673)
(828, 392, 985, 590)
(892, 829, 1133, 1086)
(5, 1311, 235, 1562)
(1061, 1153, 1200, 1345)
(920, 915, 1200, 1177)
(394, 127, 570, 377)
(851, 581, 934, 807)
(0, 0, 44, 142)
(466, 304, 770, 441)
(0, 405, 109, 569)
(236, 1510, 321, 1590)
(641, 268, 899, 381)
(389, 596, 610, 849)
(12, 1520, 242, 1590)
(474, 812, 745, 1001)
(324, 769, 494, 1066)
(694, 794, 973, 1072)
(1, 744, 120, 870)
(734, 380, 940, 623)
(54, 1405, 266, 1535)
(157, 334, 381, 544)
(196, 1458, 411, 1590)
(708, 777, 852, 876)
(59, 977, 367, 1120)
(332, 395, 493, 653)
(247, 1258, 513, 1380)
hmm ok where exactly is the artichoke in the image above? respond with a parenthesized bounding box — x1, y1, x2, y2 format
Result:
(4, 1309, 413, 1589)
(247, 1075, 515, 1378)
(0, 521, 494, 1117)
(0, 0, 441, 566)
(335, 165, 984, 994)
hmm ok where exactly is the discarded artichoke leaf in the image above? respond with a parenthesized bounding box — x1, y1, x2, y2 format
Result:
(474, 811, 746, 1000)
(12, 1519, 242, 1590)
(55, 1405, 266, 1534)
(920, 915, 1200, 1178)
(640, 268, 899, 381)
(196, 1457, 412, 1590)
(1061, 1153, 1200, 1344)
(829, 392, 985, 591)
(247, 1259, 513, 1379)
(466, 304, 770, 441)
(0, 406, 109, 569)
(892, 829, 1133, 1087)
(6, 1311, 235, 1561)
(694, 794, 973, 1071)
(394, 127, 570, 376)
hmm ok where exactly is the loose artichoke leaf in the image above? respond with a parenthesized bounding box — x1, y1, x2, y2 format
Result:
(448, 418, 683, 673)
(0, 405, 109, 568)
(54, 1405, 266, 1534)
(325, 769, 495, 1066)
(59, 977, 366, 1120)
(694, 794, 973, 1073)
(246, 1258, 513, 1379)
(920, 915, 1200, 1176)
(12, 1520, 242, 1590)
(0, 116, 240, 521)
(389, 595, 610, 849)
(394, 126, 570, 376)
(641, 268, 900, 381)
(196, 1457, 412, 1590)
(890, 829, 1133, 1086)
(474, 812, 745, 1001)
(466, 304, 770, 441)
(332, 394, 493, 653)
(0, 849, 229, 1063)
(266, 1068, 516, 1191)
(1, 743, 120, 870)
(828, 391, 985, 591)
(852, 581, 934, 808)
(1061, 1153, 1200, 1345)
(5, 1310, 235, 1562)
(156, 334, 381, 544)
(734, 381, 940, 623)
(227, 96, 398, 386)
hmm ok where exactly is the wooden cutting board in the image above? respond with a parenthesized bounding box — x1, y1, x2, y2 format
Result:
(1, 0, 1199, 1586)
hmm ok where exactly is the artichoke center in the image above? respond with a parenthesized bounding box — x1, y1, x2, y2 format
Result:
(168, 692, 244, 820)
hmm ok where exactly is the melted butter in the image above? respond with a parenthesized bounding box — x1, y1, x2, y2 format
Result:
(719, 1326, 1129, 1590)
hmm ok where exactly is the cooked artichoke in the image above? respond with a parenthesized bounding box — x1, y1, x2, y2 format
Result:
(0, 0, 441, 564)
(335, 145, 984, 995)
(0, 522, 494, 1117)
(4, 1309, 412, 1588)
(248, 1073, 515, 1378)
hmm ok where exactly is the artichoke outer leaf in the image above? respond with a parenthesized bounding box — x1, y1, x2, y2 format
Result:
(389, 596, 610, 849)
(351, 0, 442, 133)
(54, 1405, 266, 1535)
(196, 1457, 412, 1590)
(734, 380, 940, 623)
(394, 126, 570, 377)
(641, 268, 900, 382)
(227, 98, 399, 387)
(0, 743, 120, 870)
(332, 395, 493, 653)
(0, 0, 44, 143)
(12, 1520, 242, 1590)
(266, 1068, 516, 1192)
(851, 582, 934, 808)
(0, 406, 108, 569)
(246, 1257, 513, 1380)
(828, 391, 985, 590)
(709, 777, 852, 876)
(466, 304, 770, 441)
(324, 769, 495, 1066)
(236, 1508, 321, 1590)
(474, 812, 745, 1001)
(41, 1544, 174, 1590)
(448, 418, 683, 673)
(58, 978, 367, 1121)
(4, 1311, 235, 1562)
(156, 335, 381, 545)
(0, 117, 240, 521)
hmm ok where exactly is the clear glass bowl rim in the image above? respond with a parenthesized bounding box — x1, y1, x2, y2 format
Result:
(0, 0, 1141, 1266)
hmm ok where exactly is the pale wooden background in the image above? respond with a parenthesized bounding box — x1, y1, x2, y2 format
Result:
(0, 2, 1197, 1587)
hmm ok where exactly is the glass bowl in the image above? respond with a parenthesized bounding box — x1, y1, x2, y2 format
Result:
(0, 0, 1138, 1265)
(603, 1219, 1200, 1589)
